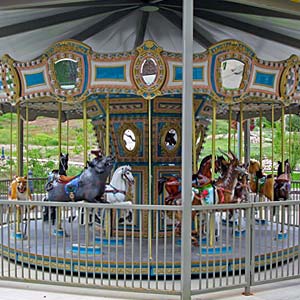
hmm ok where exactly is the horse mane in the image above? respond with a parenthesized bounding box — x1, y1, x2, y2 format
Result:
(198, 155, 212, 174)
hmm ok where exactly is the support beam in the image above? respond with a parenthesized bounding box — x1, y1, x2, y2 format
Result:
(134, 11, 149, 48)
(0, 6, 130, 37)
(181, 0, 193, 299)
(72, 8, 135, 41)
(194, 10, 300, 49)
(159, 8, 215, 48)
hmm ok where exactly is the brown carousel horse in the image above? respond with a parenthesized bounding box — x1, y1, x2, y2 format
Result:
(248, 159, 291, 201)
(214, 150, 247, 204)
(158, 155, 221, 245)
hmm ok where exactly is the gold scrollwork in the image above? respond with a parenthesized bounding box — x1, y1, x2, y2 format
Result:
(133, 40, 166, 100)
(1, 54, 21, 104)
(119, 123, 141, 156)
(160, 123, 181, 156)
(279, 55, 299, 99)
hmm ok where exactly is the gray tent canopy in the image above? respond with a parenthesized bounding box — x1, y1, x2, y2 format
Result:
(0, 0, 299, 61)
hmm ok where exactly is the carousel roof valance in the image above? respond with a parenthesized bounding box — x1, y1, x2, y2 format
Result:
(0, 39, 299, 120)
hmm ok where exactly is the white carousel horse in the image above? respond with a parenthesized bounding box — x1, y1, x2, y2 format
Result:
(104, 165, 135, 223)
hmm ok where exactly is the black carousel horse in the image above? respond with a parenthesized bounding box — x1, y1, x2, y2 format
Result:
(43, 153, 69, 223)
(274, 159, 291, 201)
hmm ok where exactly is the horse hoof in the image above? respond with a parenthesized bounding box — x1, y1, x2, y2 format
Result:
(68, 216, 77, 223)
(119, 217, 125, 224)
(126, 212, 132, 223)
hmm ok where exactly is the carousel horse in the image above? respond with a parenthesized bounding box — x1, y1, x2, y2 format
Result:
(158, 154, 227, 245)
(9, 176, 32, 201)
(213, 150, 247, 204)
(248, 159, 291, 202)
(45, 155, 114, 203)
(248, 159, 274, 201)
(274, 159, 291, 201)
(43, 152, 69, 223)
(103, 165, 135, 223)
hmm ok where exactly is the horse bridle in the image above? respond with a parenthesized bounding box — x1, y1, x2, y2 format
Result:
(122, 168, 134, 186)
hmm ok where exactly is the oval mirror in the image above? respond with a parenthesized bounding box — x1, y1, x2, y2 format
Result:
(165, 128, 178, 151)
(54, 58, 78, 90)
(140, 57, 158, 86)
(220, 59, 244, 89)
(123, 129, 136, 151)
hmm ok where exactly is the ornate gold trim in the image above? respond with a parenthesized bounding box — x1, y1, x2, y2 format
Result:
(133, 40, 166, 100)
(118, 123, 141, 156)
(1, 54, 21, 104)
(279, 55, 299, 99)
(160, 122, 181, 156)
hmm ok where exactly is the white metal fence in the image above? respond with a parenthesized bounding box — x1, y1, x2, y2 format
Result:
(0, 198, 299, 299)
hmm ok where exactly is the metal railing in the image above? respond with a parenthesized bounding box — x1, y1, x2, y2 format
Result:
(0, 199, 299, 298)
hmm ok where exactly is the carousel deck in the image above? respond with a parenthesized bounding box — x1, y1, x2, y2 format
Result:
(0, 218, 298, 278)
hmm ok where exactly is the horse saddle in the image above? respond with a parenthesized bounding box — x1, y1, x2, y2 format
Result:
(59, 175, 78, 183)
(276, 174, 290, 183)
(64, 177, 80, 196)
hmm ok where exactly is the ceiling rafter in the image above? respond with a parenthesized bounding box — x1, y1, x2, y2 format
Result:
(134, 11, 150, 48)
(196, 0, 300, 20)
(0, 6, 130, 37)
(0, 0, 142, 10)
(194, 10, 300, 49)
(71, 8, 136, 41)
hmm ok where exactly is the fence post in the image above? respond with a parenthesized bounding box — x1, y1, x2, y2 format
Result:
(244, 205, 253, 295)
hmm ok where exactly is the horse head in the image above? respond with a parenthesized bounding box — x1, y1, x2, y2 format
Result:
(59, 152, 69, 175)
(90, 155, 114, 175)
(248, 159, 260, 175)
(121, 165, 135, 186)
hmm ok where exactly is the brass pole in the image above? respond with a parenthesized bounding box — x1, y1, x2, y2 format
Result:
(281, 106, 285, 172)
(209, 99, 217, 247)
(228, 105, 232, 152)
(26, 102, 29, 199)
(66, 119, 69, 154)
(271, 104, 274, 201)
(16, 104, 21, 176)
(192, 97, 197, 174)
(259, 110, 263, 167)
(105, 94, 110, 156)
(57, 102, 62, 232)
(289, 111, 291, 160)
(10, 108, 13, 180)
(239, 102, 243, 163)
(148, 99, 152, 259)
(83, 100, 88, 165)
(105, 95, 110, 239)
(58, 102, 62, 157)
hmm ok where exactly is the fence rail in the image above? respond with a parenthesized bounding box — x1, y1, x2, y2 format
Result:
(0, 199, 299, 298)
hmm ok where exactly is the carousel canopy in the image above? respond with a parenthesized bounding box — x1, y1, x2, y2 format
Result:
(0, 0, 300, 121)
(0, 0, 299, 61)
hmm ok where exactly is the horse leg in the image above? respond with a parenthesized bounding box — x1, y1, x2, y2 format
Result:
(118, 201, 133, 223)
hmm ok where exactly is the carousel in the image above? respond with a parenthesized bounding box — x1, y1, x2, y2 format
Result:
(0, 37, 299, 279)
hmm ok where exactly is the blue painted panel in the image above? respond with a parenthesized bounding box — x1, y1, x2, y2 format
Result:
(254, 72, 275, 87)
(25, 72, 45, 87)
(174, 66, 203, 81)
(193, 67, 203, 80)
(96, 66, 125, 80)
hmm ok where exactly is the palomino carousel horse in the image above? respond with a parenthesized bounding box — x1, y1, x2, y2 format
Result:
(248, 159, 291, 201)
(103, 165, 135, 223)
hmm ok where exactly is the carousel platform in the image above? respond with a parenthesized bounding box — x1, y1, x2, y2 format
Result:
(0, 217, 298, 279)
